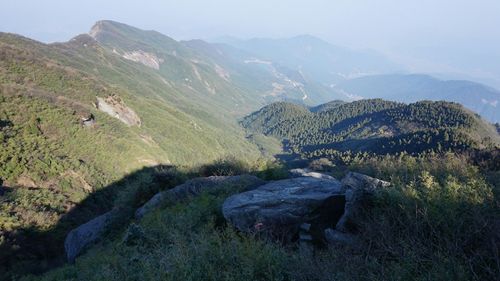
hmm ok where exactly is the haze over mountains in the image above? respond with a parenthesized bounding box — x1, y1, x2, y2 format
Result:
(333, 74, 500, 123)
(214, 35, 500, 123)
(65, 20, 500, 124)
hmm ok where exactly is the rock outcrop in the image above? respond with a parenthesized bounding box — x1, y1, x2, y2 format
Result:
(222, 177, 344, 235)
(223, 171, 390, 243)
(135, 175, 265, 219)
(80, 113, 95, 127)
(122, 50, 163, 70)
(96, 95, 141, 126)
(64, 209, 120, 263)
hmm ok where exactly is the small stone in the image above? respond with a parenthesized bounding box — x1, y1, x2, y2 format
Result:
(324, 228, 355, 246)
(300, 223, 311, 232)
(299, 233, 313, 241)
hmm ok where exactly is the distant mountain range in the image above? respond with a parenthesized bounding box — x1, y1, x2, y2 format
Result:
(214, 35, 402, 85)
(332, 74, 500, 123)
(216, 36, 500, 123)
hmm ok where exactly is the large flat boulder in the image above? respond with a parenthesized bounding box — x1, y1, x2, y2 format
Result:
(223, 172, 390, 242)
(222, 177, 343, 235)
(64, 209, 119, 263)
(135, 175, 265, 219)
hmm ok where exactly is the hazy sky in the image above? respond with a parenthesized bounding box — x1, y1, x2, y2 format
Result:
(1, 0, 500, 87)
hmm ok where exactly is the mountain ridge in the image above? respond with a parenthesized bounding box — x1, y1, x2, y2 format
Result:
(333, 73, 500, 123)
(242, 99, 499, 159)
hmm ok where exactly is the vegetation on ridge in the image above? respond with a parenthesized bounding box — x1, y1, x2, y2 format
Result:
(23, 153, 500, 281)
(242, 99, 500, 160)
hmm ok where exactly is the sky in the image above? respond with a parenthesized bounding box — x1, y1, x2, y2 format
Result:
(1, 0, 500, 87)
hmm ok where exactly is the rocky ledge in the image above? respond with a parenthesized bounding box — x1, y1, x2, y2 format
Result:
(223, 172, 390, 243)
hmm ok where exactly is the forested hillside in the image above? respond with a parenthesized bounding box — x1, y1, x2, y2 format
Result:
(242, 99, 500, 160)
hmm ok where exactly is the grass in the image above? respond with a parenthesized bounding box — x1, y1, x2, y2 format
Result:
(21, 153, 500, 281)
(0, 31, 267, 278)
(29, 182, 290, 281)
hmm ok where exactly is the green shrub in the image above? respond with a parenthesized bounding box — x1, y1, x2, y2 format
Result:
(199, 156, 250, 177)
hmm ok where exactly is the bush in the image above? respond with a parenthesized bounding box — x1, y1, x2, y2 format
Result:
(308, 158, 335, 172)
(253, 159, 289, 181)
(199, 157, 249, 177)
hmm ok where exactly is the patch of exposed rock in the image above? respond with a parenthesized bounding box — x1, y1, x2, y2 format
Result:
(88, 21, 104, 39)
(135, 175, 265, 219)
(214, 64, 230, 81)
(80, 113, 95, 127)
(122, 50, 163, 70)
(96, 95, 141, 126)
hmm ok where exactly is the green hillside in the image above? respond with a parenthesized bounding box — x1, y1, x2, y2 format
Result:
(0, 24, 269, 276)
(242, 99, 500, 160)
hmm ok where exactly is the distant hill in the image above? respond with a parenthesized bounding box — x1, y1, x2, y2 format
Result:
(333, 74, 500, 123)
(242, 99, 500, 159)
(180, 38, 337, 104)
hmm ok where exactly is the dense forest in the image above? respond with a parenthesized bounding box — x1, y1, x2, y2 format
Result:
(242, 99, 500, 162)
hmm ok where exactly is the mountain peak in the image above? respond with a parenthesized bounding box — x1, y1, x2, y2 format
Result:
(89, 20, 108, 39)
(88, 20, 142, 39)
